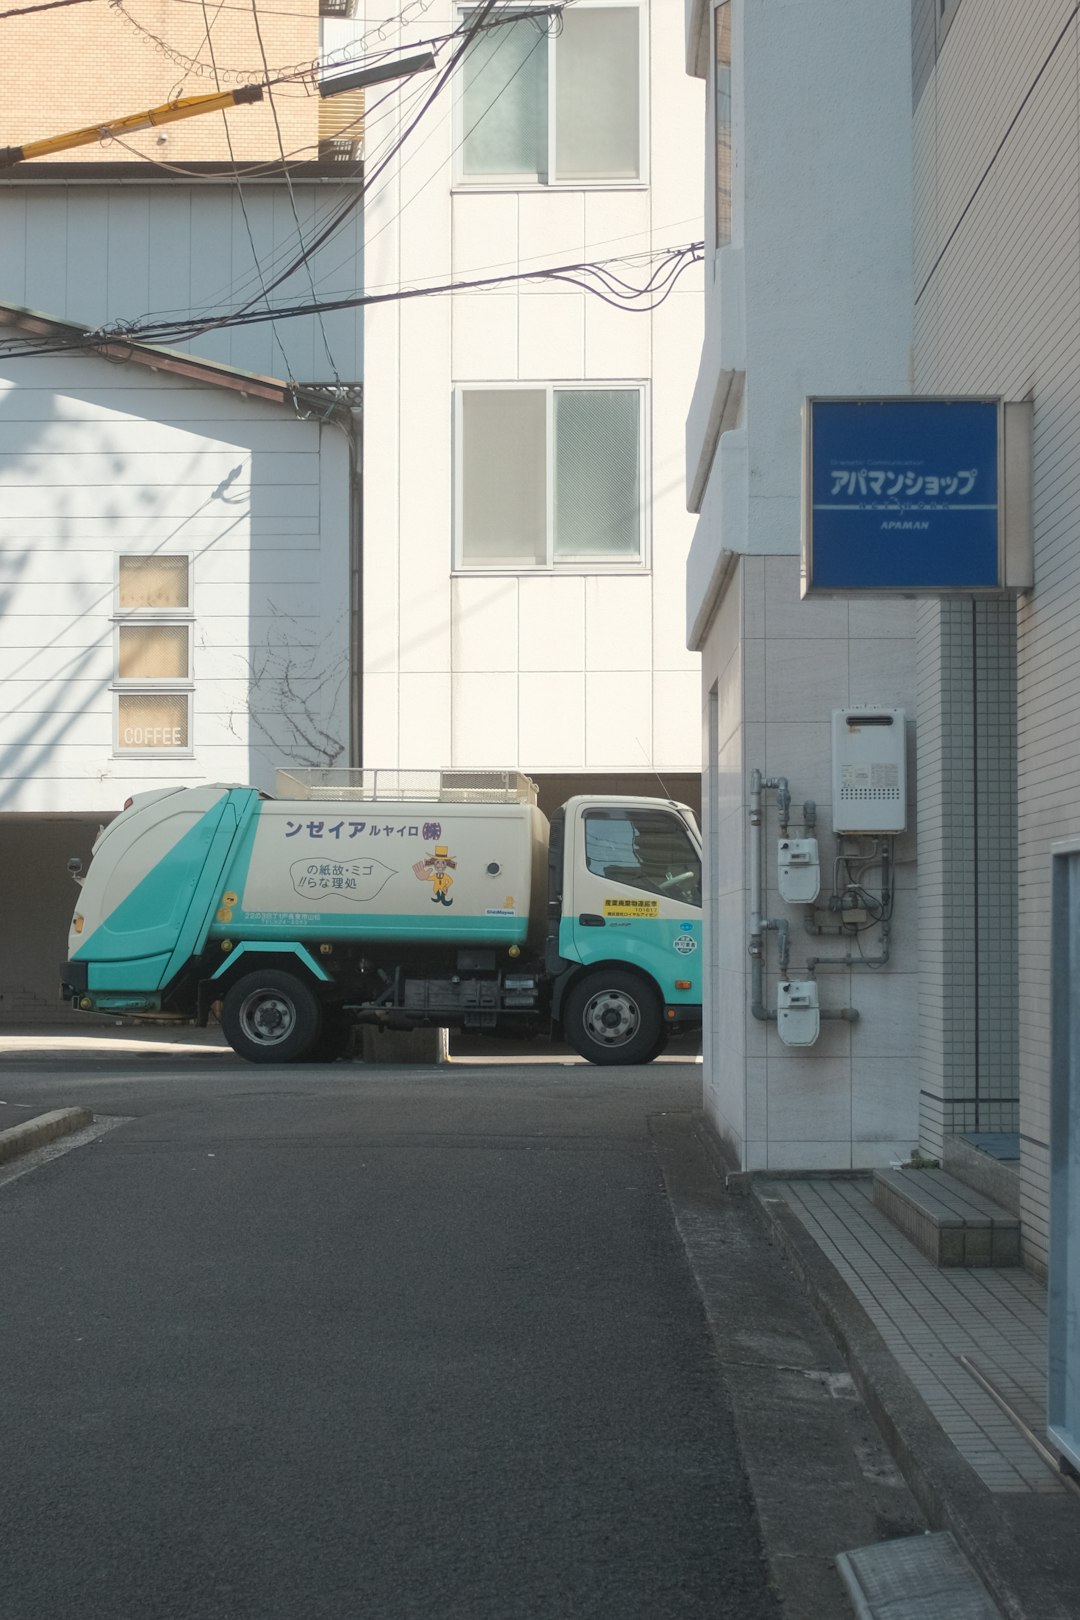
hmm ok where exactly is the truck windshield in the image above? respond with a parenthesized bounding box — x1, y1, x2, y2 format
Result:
(584, 808, 702, 908)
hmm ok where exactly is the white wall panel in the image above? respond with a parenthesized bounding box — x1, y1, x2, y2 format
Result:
(585, 670, 652, 765)
(451, 576, 519, 672)
(451, 294, 518, 378)
(583, 574, 652, 669)
(0, 184, 363, 384)
(519, 672, 585, 767)
(518, 296, 585, 380)
(517, 574, 586, 671)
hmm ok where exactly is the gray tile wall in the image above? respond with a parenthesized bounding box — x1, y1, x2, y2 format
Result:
(912, 0, 1076, 1268)
(916, 601, 1018, 1159)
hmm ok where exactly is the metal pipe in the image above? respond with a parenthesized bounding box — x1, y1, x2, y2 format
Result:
(748, 770, 773, 1020)
(806, 921, 891, 973)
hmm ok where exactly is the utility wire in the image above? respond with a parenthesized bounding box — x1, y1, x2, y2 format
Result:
(161, 1, 546, 335)
(247, 0, 343, 381)
(198, 0, 297, 380)
(0, 245, 704, 361)
(0, 0, 94, 16)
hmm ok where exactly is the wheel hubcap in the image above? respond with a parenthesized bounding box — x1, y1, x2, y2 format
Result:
(582, 989, 640, 1047)
(239, 990, 296, 1046)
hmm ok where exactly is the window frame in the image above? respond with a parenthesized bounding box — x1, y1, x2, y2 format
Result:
(452, 380, 650, 575)
(111, 553, 195, 758)
(453, 0, 648, 191)
(583, 805, 703, 907)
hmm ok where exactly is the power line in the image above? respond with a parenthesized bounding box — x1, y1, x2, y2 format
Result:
(248, 0, 343, 382)
(169, 2, 550, 336)
(0, 245, 704, 362)
(198, 0, 298, 381)
(0, 0, 94, 15)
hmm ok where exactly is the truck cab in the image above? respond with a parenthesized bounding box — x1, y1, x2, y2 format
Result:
(547, 795, 702, 1063)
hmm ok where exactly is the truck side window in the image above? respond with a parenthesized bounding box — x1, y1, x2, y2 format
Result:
(584, 809, 702, 907)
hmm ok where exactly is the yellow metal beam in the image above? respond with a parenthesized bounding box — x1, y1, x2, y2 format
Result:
(0, 84, 264, 168)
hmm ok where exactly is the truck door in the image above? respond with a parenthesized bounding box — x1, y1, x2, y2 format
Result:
(564, 802, 703, 1005)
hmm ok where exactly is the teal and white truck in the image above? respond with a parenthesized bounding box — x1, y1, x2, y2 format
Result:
(62, 769, 702, 1065)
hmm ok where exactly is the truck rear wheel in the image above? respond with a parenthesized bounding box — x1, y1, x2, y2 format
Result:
(564, 969, 664, 1066)
(221, 970, 321, 1064)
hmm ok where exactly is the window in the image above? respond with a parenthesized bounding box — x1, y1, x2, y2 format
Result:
(713, 1, 731, 249)
(584, 807, 702, 907)
(113, 554, 193, 754)
(456, 384, 644, 569)
(459, 4, 641, 184)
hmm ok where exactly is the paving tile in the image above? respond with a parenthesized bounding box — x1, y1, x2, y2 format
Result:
(766, 1176, 1058, 1495)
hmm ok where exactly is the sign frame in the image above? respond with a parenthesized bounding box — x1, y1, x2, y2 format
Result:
(801, 396, 1032, 597)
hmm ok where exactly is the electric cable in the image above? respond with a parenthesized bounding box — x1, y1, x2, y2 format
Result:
(0, 243, 705, 362)
(247, 0, 343, 382)
(175, 0, 550, 333)
(0, 0, 95, 16)
(197, 0, 298, 381)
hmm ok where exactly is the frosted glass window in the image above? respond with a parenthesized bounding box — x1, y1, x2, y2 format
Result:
(461, 390, 547, 563)
(457, 386, 643, 569)
(118, 624, 190, 680)
(461, 14, 547, 178)
(118, 554, 190, 611)
(554, 390, 640, 558)
(555, 9, 639, 180)
(117, 692, 190, 752)
(460, 4, 640, 183)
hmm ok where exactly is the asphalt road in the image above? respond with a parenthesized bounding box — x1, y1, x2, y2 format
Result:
(0, 1039, 780, 1620)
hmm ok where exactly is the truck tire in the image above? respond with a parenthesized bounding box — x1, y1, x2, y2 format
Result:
(221, 970, 322, 1064)
(563, 969, 664, 1066)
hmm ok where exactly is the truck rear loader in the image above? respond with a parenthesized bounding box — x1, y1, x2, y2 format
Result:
(62, 769, 702, 1065)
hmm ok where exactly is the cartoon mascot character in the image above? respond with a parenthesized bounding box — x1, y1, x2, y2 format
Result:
(413, 846, 457, 907)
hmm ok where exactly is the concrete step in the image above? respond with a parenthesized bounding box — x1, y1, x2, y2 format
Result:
(872, 1167, 1020, 1267)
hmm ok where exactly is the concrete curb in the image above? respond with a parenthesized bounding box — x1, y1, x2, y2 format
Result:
(752, 1184, 1080, 1620)
(0, 1107, 94, 1166)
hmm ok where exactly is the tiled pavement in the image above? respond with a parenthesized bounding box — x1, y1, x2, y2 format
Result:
(757, 1176, 1063, 1495)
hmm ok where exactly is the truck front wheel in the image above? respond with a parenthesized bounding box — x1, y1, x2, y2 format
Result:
(221, 970, 322, 1064)
(564, 970, 664, 1066)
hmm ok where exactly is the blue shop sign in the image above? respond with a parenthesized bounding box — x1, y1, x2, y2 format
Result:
(801, 398, 1025, 595)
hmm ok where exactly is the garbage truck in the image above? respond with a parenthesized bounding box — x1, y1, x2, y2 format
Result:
(61, 769, 703, 1065)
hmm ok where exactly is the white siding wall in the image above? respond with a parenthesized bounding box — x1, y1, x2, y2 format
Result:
(0, 351, 351, 814)
(687, 0, 918, 1169)
(0, 184, 363, 384)
(913, 0, 1080, 1270)
(347, 0, 704, 775)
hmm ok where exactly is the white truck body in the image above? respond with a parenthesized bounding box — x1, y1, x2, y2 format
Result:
(63, 770, 702, 1065)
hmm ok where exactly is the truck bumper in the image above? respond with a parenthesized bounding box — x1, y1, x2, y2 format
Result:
(60, 960, 88, 995)
(663, 1003, 702, 1033)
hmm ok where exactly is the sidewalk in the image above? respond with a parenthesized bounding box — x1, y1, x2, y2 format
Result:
(753, 1174, 1080, 1620)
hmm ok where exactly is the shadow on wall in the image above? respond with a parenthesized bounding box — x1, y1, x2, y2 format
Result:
(0, 367, 253, 808)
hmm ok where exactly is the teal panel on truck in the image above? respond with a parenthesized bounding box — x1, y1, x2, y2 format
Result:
(558, 916, 702, 1004)
(74, 791, 259, 993)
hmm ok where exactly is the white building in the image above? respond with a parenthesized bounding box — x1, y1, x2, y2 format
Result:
(0, 305, 354, 1021)
(683, 0, 1080, 1293)
(683, 0, 918, 1175)
(329, 0, 705, 818)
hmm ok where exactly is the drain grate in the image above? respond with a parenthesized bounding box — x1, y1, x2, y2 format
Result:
(836, 1531, 1002, 1619)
